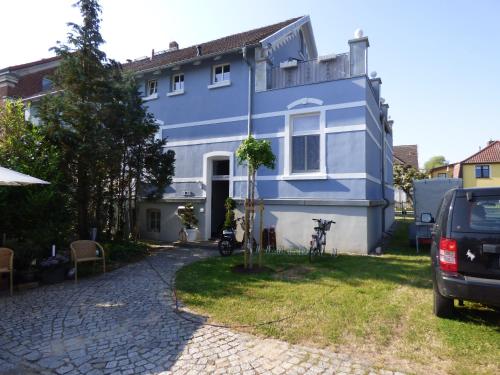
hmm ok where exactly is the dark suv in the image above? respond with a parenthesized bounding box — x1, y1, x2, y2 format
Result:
(429, 187, 500, 317)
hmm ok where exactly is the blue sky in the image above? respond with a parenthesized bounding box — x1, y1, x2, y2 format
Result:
(1, 0, 499, 167)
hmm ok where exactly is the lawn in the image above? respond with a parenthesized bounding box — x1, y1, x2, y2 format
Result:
(175, 221, 500, 375)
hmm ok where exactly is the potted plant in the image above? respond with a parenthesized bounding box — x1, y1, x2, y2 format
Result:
(223, 197, 236, 230)
(39, 253, 69, 284)
(179, 203, 199, 241)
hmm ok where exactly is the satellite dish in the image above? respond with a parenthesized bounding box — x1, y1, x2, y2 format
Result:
(380, 97, 386, 104)
(354, 28, 364, 38)
(370, 71, 377, 78)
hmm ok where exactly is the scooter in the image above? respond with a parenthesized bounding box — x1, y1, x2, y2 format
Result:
(218, 217, 243, 256)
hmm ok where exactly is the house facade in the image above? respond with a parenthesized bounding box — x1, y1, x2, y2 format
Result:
(429, 141, 500, 188)
(129, 16, 394, 254)
(393, 144, 418, 206)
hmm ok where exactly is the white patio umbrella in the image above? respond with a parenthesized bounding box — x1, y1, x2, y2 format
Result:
(0, 166, 50, 186)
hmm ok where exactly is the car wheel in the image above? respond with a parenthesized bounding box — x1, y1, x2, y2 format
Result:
(433, 284, 454, 317)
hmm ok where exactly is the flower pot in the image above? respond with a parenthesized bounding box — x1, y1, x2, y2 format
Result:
(185, 228, 198, 241)
(40, 265, 68, 284)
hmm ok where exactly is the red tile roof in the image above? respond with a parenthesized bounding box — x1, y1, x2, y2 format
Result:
(124, 17, 302, 72)
(462, 141, 500, 164)
(393, 145, 419, 169)
(2, 56, 60, 72)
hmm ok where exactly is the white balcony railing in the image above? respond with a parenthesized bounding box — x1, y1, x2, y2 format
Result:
(269, 53, 350, 90)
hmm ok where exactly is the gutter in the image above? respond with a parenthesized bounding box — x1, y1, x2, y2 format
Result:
(129, 45, 260, 76)
(242, 46, 253, 202)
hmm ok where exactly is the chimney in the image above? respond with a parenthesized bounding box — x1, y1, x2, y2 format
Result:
(151, 49, 155, 59)
(196, 45, 202, 56)
(349, 28, 369, 76)
(169, 41, 179, 51)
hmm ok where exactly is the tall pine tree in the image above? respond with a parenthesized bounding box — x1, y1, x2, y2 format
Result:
(38, 0, 174, 240)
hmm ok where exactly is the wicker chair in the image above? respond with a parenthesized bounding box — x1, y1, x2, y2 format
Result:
(0, 248, 14, 296)
(70, 240, 106, 283)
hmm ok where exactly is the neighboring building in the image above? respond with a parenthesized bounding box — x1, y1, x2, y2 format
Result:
(393, 144, 419, 205)
(429, 163, 456, 179)
(429, 141, 500, 188)
(0, 56, 60, 117)
(2, 16, 395, 254)
(460, 140, 500, 188)
(129, 16, 394, 254)
(393, 144, 418, 170)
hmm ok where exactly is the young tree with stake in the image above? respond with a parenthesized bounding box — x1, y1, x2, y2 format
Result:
(236, 136, 275, 269)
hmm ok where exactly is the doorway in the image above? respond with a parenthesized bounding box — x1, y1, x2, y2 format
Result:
(211, 180, 229, 238)
(203, 152, 233, 240)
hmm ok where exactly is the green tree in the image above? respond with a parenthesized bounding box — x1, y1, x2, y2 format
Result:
(393, 164, 427, 205)
(424, 155, 447, 172)
(38, 0, 175, 240)
(236, 136, 275, 268)
(0, 100, 71, 253)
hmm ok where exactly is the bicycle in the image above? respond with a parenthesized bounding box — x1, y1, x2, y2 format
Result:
(309, 218, 336, 261)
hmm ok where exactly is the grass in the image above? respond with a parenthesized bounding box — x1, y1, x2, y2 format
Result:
(176, 220, 500, 375)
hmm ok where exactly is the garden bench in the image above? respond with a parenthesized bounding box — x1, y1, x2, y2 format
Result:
(70, 240, 105, 283)
(0, 248, 13, 296)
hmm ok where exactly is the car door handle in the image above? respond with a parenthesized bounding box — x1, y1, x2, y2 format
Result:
(482, 244, 500, 254)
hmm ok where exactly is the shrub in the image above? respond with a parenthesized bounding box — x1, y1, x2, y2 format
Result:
(104, 241, 149, 262)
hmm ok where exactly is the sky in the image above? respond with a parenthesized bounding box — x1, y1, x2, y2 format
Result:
(1, 0, 499, 167)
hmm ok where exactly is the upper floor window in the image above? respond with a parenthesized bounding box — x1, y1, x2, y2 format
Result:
(147, 79, 158, 96)
(147, 209, 161, 232)
(213, 64, 230, 83)
(475, 165, 490, 178)
(291, 113, 320, 173)
(172, 73, 184, 92)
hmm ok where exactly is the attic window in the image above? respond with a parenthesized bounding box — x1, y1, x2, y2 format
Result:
(147, 79, 158, 96)
(213, 64, 230, 83)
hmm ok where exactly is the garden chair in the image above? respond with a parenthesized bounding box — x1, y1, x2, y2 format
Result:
(0, 248, 14, 296)
(70, 240, 105, 283)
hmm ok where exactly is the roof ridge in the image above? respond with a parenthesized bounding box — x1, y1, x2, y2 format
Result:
(461, 140, 500, 163)
(1, 55, 60, 72)
(148, 16, 303, 62)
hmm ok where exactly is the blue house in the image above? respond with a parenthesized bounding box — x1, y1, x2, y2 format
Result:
(129, 16, 395, 253)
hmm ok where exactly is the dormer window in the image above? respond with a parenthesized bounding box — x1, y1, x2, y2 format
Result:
(213, 64, 230, 83)
(147, 79, 158, 96)
(172, 73, 184, 92)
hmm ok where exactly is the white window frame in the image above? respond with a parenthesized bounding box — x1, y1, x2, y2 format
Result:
(212, 63, 230, 84)
(171, 73, 184, 93)
(284, 110, 326, 179)
(147, 209, 161, 233)
(147, 79, 158, 96)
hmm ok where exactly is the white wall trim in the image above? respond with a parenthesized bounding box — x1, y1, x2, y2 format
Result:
(158, 100, 367, 130)
(365, 104, 382, 134)
(287, 97, 324, 109)
(365, 126, 381, 149)
(165, 124, 379, 148)
(230, 172, 380, 182)
(172, 177, 203, 183)
(166, 131, 285, 147)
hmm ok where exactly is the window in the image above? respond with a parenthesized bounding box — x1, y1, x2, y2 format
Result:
(475, 165, 490, 178)
(213, 64, 230, 83)
(147, 79, 158, 96)
(172, 73, 184, 92)
(147, 209, 161, 232)
(291, 113, 320, 173)
(437, 173, 447, 178)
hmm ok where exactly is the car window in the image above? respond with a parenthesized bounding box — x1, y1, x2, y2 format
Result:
(452, 196, 500, 233)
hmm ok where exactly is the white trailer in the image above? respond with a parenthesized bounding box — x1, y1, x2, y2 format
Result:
(410, 178, 463, 251)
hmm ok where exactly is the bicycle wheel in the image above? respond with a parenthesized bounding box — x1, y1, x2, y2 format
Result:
(218, 239, 233, 256)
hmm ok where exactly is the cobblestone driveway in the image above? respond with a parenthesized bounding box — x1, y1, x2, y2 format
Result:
(0, 248, 403, 375)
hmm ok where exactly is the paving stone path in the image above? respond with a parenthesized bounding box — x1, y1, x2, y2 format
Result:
(0, 248, 404, 375)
